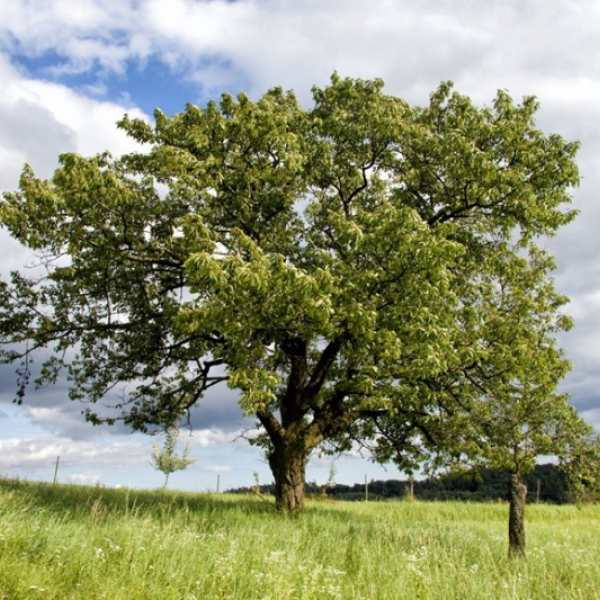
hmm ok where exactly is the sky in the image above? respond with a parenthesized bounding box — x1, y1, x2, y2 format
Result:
(1, 0, 600, 492)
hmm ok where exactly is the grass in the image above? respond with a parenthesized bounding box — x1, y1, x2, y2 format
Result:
(1, 478, 599, 599)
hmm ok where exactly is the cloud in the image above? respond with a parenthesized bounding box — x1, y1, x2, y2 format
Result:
(0, 52, 145, 189)
(0, 435, 148, 471)
(581, 408, 600, 434)
(3, 1, 600, 122)
(152, 425, 242, 451)
(0, 356, 250, 440)
(0, 0, 142, 75)
(25, 405, 116, 440)
(186, 385, 252, 433)
(0, 365, 250, 441)
(186, 428, 240, 448)
(0, 357, 136, 439)
(0, 409, 256, 487)
(2, 0, 598, 103)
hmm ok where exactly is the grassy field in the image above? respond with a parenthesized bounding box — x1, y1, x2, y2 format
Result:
(1, 478, 599, 599)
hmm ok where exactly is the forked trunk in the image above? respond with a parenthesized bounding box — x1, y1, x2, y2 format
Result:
(268, 441, 307, 512)
(508, 473, 527, 557)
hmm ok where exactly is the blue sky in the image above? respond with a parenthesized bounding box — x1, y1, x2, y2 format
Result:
(1, 0, 600, 492)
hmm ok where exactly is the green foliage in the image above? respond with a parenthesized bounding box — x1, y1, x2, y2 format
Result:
(150, 427, 195, 489)
(0, 74, 584, 509)
(231, 465, 576, 503)
(559, 428, 600, 502)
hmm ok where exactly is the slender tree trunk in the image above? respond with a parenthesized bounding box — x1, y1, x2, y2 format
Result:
(268, 437, 308, 512)
(162, 472, 170, 490)
(508, 473, 527, 557)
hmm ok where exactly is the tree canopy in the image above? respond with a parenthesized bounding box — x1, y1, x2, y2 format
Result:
(0, 74, 585, 511)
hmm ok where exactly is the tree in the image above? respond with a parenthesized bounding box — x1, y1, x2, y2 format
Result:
(0, 74, 581, 512)
(313, 461, 337, 500)
(373, 241, 598, 556)
(440, 382, 593, 557)
(151, 426, 195, 489)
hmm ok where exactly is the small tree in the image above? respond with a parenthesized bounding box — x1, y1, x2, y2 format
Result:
(373, 247, 597, 557)
(313, 461, 337, 500)
(151, 427, 195, 489)
(456, 263, 598, 557)
(469, 389, 590, 558)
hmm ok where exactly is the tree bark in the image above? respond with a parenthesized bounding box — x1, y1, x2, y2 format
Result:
(268, 438, 308, 512)
(508, 473, 527, 557)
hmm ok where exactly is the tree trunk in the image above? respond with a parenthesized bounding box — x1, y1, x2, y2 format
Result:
(508, 473, 527, 557)
(162, 472, 170, 490)
(268, 440, 308, 512)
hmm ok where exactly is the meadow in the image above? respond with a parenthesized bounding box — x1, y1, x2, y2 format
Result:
(1, 478, 599, 599)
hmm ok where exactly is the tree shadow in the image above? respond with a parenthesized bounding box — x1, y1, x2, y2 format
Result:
(0, 477, 277, 520)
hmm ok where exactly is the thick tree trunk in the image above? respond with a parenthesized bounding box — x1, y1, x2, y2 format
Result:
(508, 474, 527, 557)
(268, 440, 308, 512)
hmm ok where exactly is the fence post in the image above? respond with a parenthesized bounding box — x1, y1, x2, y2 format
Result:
(53, 456, 60, 484)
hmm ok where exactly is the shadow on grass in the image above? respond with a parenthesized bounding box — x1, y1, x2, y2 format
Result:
(0, 478, 377, 534)
(0, 476, 277, 520)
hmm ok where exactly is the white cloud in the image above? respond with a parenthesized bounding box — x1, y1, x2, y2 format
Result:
(187, 428, 240, 448)
(1, 1, 599, 113)
(25, 406, 112, 440)
(0, 1, 590, 99)
(0, 435, 148, 470)
(0, 0, 142, 74)
(0, 55, 146, 185)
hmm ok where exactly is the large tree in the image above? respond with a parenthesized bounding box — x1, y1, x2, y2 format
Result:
(0, 75, 580, 511)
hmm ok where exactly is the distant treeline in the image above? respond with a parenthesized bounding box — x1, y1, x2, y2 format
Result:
(227, 464, 574, 503)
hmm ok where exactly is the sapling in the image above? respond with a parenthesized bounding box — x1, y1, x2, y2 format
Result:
(151, 427, 195, 489)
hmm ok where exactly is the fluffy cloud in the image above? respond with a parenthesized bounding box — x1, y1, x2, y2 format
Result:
(187, 428, 240, 448)
(0, 0, 142, 75)
(25, 404, 123, 440)
(0, 53, 145, 187)
(0, 435, 148, 471)
(3, 0, 599, 101)
(0, 427, 246, 474)
(0, 50, 147, 281)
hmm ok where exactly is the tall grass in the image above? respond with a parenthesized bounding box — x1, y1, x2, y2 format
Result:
(1, 478, 599, 599)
